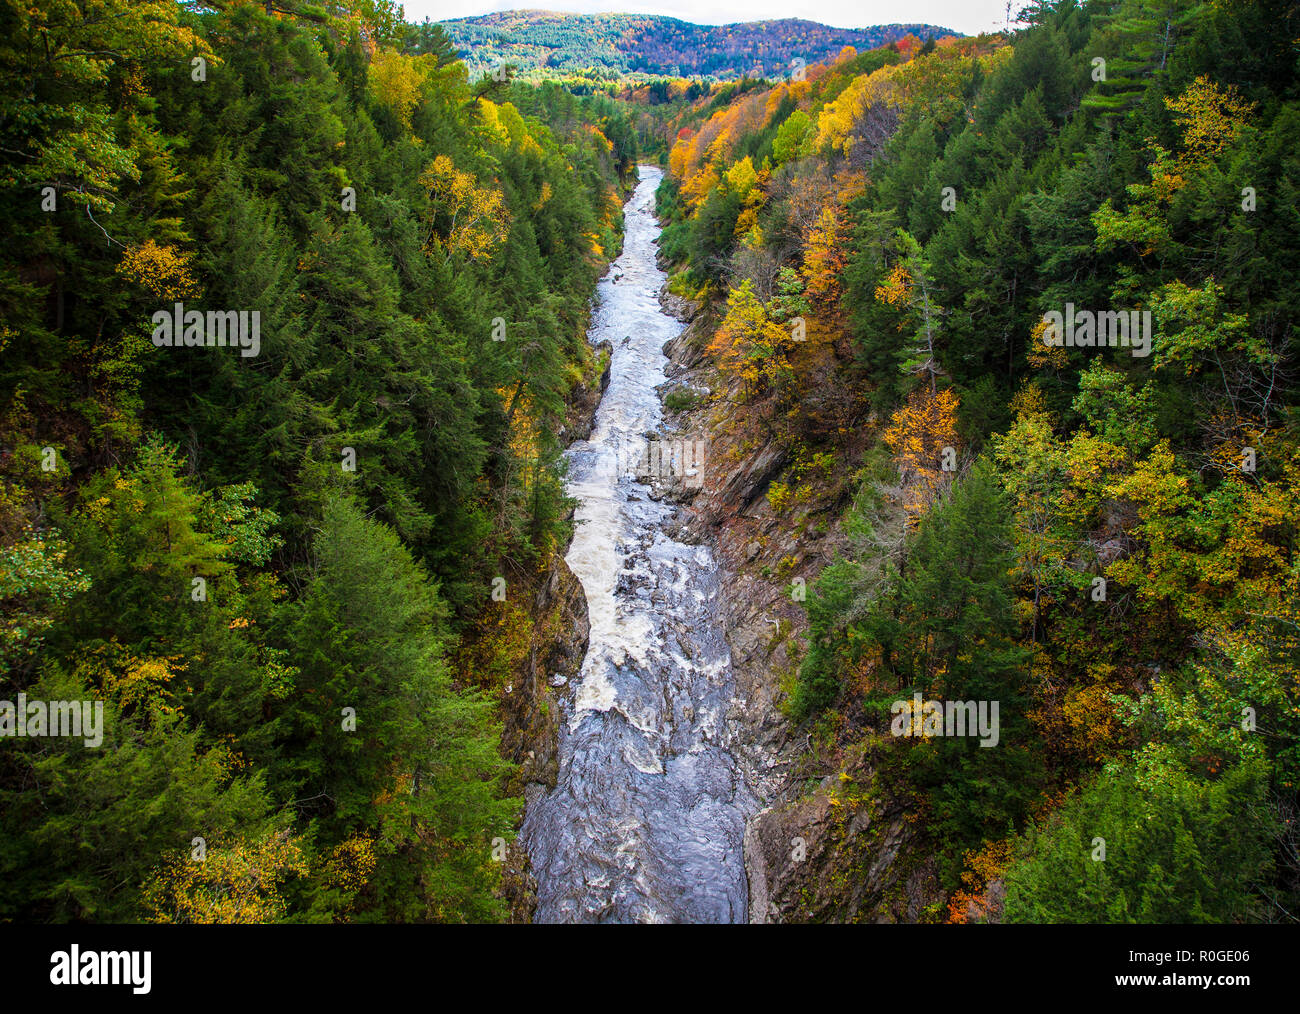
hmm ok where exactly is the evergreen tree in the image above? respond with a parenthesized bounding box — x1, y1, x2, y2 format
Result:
(283, 498, 518, 921)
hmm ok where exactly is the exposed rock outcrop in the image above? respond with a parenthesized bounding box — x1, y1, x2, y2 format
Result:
(655, 280, 946, 923)
(497, 335, 607, 922)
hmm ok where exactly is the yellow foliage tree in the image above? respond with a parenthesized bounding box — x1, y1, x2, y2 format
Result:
(115, 239, 200, 301)
(725, 156, 759, 202)
(813, 63, 901, 157)
(368, 48, 430, 130)
(141, 829, 310, 924)
(707, 279, 796, 402)
(419, 155, 510, 263)
(1106, 437, 1299, 630)
(1165, 75, 1254, 175)
(1026, 316, 1068, 370)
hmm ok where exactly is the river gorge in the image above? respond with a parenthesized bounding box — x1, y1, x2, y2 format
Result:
(520, 166, 757, 923)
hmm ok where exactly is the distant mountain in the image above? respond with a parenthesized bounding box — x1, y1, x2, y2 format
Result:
(439, 11, 959, 80)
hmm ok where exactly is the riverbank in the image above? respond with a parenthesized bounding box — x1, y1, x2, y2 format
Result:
(655, 263, 945, 924)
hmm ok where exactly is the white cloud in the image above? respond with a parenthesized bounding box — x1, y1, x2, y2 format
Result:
(404, 1, 1013, 37)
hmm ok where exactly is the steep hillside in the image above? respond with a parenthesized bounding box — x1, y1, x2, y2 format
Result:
(440, 12, 958, 80)
(0, 3, 635, 924)
(652, 2, 1300, 922)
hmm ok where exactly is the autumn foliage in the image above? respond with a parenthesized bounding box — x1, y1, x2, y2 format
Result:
(882, 386, 960, 524)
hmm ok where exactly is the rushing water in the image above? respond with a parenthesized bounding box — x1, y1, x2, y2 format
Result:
(521, 166, 754, 923)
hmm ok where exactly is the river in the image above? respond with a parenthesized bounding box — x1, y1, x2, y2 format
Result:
(520, 165, 755, 923)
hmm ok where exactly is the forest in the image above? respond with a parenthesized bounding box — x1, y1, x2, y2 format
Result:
(0, 0, 635, 922)
(2, 0, 1298, 927)
(652, 0, 1299, 922)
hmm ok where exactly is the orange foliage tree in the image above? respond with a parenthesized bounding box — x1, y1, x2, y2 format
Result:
(881, 386, 960, 525)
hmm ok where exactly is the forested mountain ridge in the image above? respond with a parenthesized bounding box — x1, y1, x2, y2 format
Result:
(0, 0, 634, 922)
(651, 0, 1300, 922)
(441, 12, 959, 81)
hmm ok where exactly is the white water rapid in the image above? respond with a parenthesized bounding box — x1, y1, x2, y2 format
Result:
(521, 166, 755, 923)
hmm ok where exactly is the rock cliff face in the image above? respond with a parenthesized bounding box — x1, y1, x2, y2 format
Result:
(498, 342, 611, 923)
(656, 283, 945, 923)
(498, 559, 589, 923)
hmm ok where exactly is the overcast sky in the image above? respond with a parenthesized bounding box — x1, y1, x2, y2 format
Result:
(402, 2, 1018, 37)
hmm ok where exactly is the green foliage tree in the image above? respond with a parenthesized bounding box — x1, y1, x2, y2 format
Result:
(1004, 761, 1273, 923)
(283, 497, 518, 921)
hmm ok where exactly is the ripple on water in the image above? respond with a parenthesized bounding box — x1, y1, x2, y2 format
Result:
(520, 166, 756, 924)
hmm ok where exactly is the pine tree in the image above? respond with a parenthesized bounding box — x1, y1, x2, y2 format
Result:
(284, 498, 518, 921)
